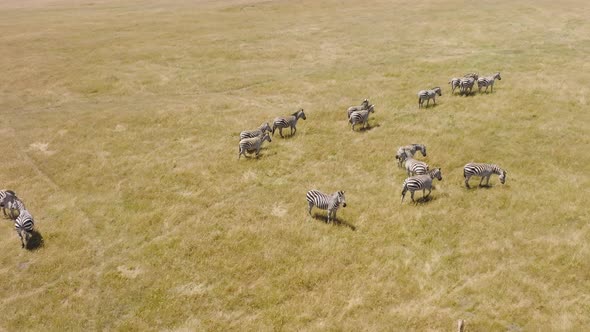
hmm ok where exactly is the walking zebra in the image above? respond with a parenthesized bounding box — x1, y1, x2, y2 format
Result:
(15, 209, 34, 248)
(403, 153, 430, 177)
(401, 168, 443, 203)
(272, 108, 306, 138)
(418, 87, 442, 108)
(0, 190, 17, 217)
(459, 77, 476, 95)
(349, 104, 375, 131)
(238, 133, 272, 159)
(449, 78, 461, 94)
(347, 99, 370, 119)
(240, 122, 272, 140)
(463, 163, 507, 188)
(395, 144, 427, 167)
(306, 189, 346, 224)
(477, 72, 502, 93)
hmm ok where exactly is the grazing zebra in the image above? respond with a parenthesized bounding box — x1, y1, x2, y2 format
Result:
(449, 78, 461, 94)
(477, 72, 502, 93)
(403, 153, 430, 176)
(418, 87, 442, 108)
(401, 168, 443, 203)
(347, 99, 370, 119)
(15, 209, 34, 248)
(0, 190, 17, 217)
(306, 189, 346, 224)
(395, 144, 427, 167)
(463, 163, 507, 188)
(459, 77, 476, 95)
(272, 108, 306, 138)
(238, 133, 272, 159)
(349, 104, 375, 130)
(240, 122, 272, 140)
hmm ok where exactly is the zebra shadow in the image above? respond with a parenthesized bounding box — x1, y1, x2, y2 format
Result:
(312, 213, 356, 231)
(353, 123, 380, 133)
(410, 195, 437, 205)
(26, 230, 44, 251)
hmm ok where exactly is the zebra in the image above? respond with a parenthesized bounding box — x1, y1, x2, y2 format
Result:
(449, 78, 461, 94)
(401, 168, 443, 203)
(272, 108, 306, 138)
(306, 190, 346, 224)
(1, 191, 24, 219)
(0, 190, 17, 217)
(459, 77, 476, 95)
(463, 163, 507, 188)
(15, 209, 34, 248)
(238, 133, 272, 159)
(347, 99, 370, 119)
(395, 144, 427, 167)
(403, 153, 430, 176)
(477, 72, 502, 93)
(239, 122, 272, 140)
(418, 87, 442, 108)
(349, 104, 375, 131)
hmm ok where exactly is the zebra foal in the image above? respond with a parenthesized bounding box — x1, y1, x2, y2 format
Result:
(463, 163, 507, 188)
(477, 72, 501, 93)
(418, 87, 442, 108)
(0, 190, 24, 219)
(272, 108, 306, 138)
(349, 104, 375, 131)
(401, 168, 443, 203)
(240, 122, 272, 140)
(306, 190, 346, 224)
(238, 133, 272, 159)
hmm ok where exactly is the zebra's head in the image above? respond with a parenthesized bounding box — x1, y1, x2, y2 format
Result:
(361, 99, 369, 108)
(262, 133, 272, 143)
(295, 108, 306, 120)
(430, 168, 442, 181)
(433, 87, 442, 96)
(464, 72, 479, 80)
(261, 122, 272, 133)
(368, 104, 375, 113)
(338, 191, 346, 208)
(414, 144, 426, 157)
(499, 169, 507, 184)
(495, 72, 502, 80)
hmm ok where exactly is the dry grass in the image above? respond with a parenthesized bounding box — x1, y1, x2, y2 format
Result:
(0, 0, 589, 330)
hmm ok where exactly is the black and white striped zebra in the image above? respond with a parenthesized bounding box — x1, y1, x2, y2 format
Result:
(272, 108, 306, 138)
(401, 168, 443, 203)
(403, 153, 430, 177)
(459, 77, 476, 95)
(238, 133, 272, 159)
(347, 99, 370, 119)
(15, 209, 34, 248)
(0, 190, 17, 217)
(418, 87, 442, 108)
(349, 104, 375, 131)
(449, 78, 461, 94)
(306, 189, 346, 224)
(240, 122, 272, 140)
(477, 72, 502, 93)
(1, 191, 24, 219)
(463, 163, 507, 188)
(395, 144, 427, 167)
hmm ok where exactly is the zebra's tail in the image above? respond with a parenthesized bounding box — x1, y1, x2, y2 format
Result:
(401, 183, 408, 203)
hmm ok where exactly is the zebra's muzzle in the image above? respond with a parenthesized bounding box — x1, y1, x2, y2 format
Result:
(342, 203, 347, 208)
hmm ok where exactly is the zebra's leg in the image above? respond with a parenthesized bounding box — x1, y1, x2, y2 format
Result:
(410, 190, 415, 202)
(18, 230, 24, 248)
(486, 175, 491, 186)
(308, 202, 313, 217)
(418, 98, 421, 108)
(279, 128, 284, 138)
(327, 210, 332, 224)
(291, 125, 295, 136)
(465, 175, 471, 188)
(433, 96, 436, 105)
(479, 176, 485, 187)
(425, 188, 432, 198)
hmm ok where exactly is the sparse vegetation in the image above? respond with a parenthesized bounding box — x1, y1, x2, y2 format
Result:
(0, 0, 589, 330)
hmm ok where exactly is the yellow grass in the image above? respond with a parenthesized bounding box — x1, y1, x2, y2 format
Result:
(0, 0, 589, 330)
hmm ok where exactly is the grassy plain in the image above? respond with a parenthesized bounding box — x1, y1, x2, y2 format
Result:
(0, 0, 589, 330)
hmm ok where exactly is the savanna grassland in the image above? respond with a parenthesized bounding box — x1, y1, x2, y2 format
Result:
(1, 0, 589, 330)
